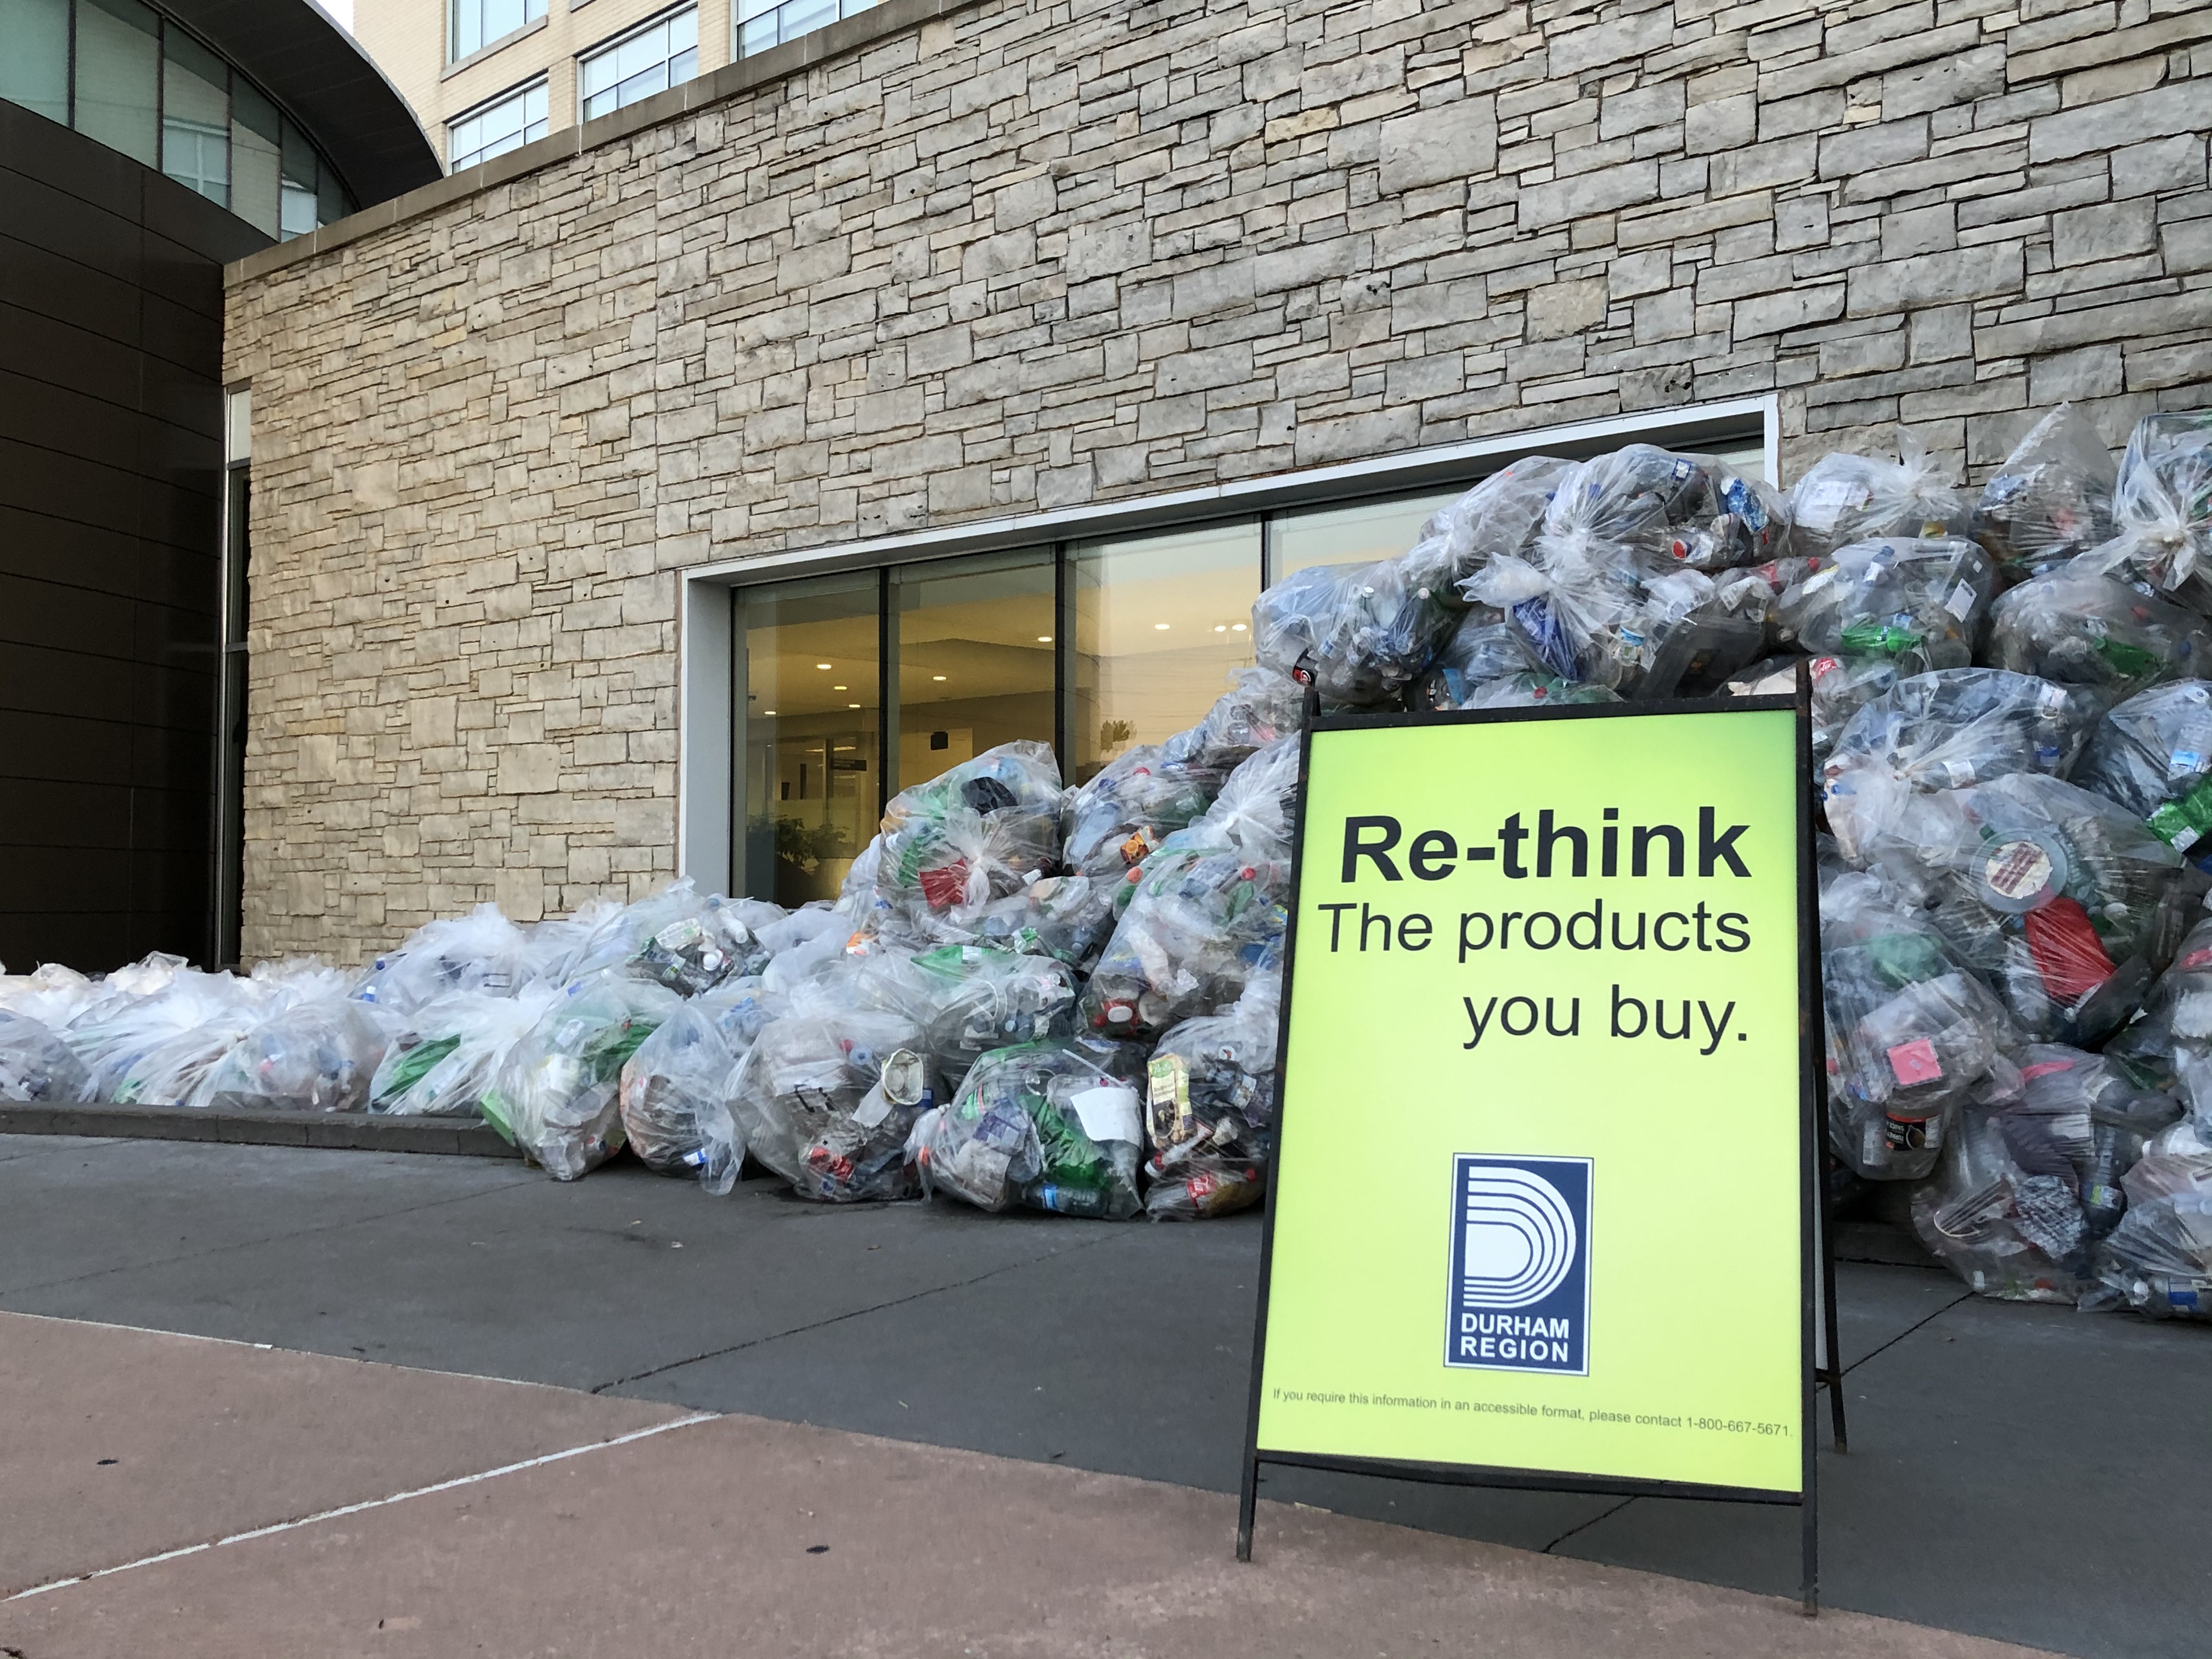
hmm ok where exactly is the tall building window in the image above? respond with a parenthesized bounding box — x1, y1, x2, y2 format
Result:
(449, 0, 545, 64)
(578, 5, 697, 123)
(161, 28, 229, 206)
(735, 0, 874, 59)
(0, 0, 355, 240)
(447, 77, 548, 171)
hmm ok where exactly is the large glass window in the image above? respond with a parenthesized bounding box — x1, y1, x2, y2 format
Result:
(448, 77, 548, 172)
(738, 572, 882, 907)
(1071, 522, 1262, 783)
(162, 29, 229, 206)
(0, 0, 69, 122)
(449, 0, 545, 63)
(1269, 489, 1459, 585)
(735, 0, 874, 59)
(73, 0, 159, 166)
(0, 0, 354, 241)
(579, 5, 697, 123)
(889, 549, 1056, 799)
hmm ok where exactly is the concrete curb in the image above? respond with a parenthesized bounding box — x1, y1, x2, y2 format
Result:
(0, 1103, 519, 1158)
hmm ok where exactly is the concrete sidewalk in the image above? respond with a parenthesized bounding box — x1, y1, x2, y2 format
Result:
(4, 1132, 2205, 1657)
(0, 1310, 2039, 1659)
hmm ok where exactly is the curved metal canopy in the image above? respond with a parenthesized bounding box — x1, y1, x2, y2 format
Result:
(167, 0, 442, 210)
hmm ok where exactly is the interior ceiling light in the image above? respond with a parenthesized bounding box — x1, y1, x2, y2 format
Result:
(1232, 623, 1247, 631)
(932, 675, 947, 681)
(833, 684, 847, 690)
(816, 662, 832, 669)
(1214, 624, 1227, 633)
(1036, 635, 1053, 642)
(848, 702, 861, 709)
(763, 709, 776, 715)
(1154, 622, 1171, 630)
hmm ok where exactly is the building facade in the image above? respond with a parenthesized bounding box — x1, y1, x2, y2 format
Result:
(224, 0, 2211, 964)
(0, 0, 439, 969)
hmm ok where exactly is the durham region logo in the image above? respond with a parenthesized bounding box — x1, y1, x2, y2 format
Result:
(1446, 1155, 1591, 1376)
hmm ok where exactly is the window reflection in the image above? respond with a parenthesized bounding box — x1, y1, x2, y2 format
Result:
(1269, 489, 1458, 585)
(738, 572, 880, 907)
(1072, 522, 1262, 784)
(890, 549, 1055, 798)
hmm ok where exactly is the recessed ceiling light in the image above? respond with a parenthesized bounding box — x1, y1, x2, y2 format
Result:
(932, 675, 947, 681)
(848, 702, 861, 709)
(763, 709, 776, 715)
(1036, 635, 1053, 643)
(833, 684, 847, 690)
(1154, 623, 1170, 630)
(1232, 623, 1247, 631)
(1214, 624, 1227, 633)
(816, 663, 832, 670)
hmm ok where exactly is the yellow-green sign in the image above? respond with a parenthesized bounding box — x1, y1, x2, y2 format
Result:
(1252, 702, 1809, 1498)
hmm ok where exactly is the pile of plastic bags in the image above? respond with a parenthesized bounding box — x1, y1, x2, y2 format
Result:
(10, 403, 2212, 1302)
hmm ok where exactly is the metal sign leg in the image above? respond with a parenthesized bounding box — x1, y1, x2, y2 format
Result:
(1821, 1171, 1850, 1454)
(1237, 1454, 1260, 1562)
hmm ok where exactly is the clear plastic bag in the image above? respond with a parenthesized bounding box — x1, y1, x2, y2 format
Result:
(480, 975, 682, 1180)
(618, 1002, 740, 1185)
(2107, 915, 2212, 1118)
(1971, 403, 2118, 586)
(1984, 560, 2212, 701)
(1716, 652, 1898, 761)
(915, 1036, 1146, 1217)
(2091, 411, 2212, 611)
(936, 874, 1121, 975)
(0, 962, 99, 1030)
(1077, 848, 1286, 1040)
(369, 984, 560, 1117)
(2071, 680, 2212, 855)
(1160, 666, 1307, 773)
(876, 743, 1064, 927)
(194, 997, 392, 1113)
(2083, 1118, 2212, 1319)
(1769, 536, 1994, 673)
(1413, 610, 1531, 710)
(1820, 873, 2017, 1180)
(1787, 432, 1970, 558)
(911, 944, 1081, 1092)
(1156, 736, 1302, 865)
(1413, 454, 1569, 596)
(1061, 744, 1222, 881)
(1252, 555, 1458, 705)
(69, 971, 272, 1105)
(1458, 673, 1623, 709)
(0, 1009, 93, 1102)
(1924, 771, 2186, 1046)
(354, 904, 537, 1012)
(726, 1007, 934, 1202)
(1823, 669, 2099, 872)
(1911, 1101, 2091, 1305)
(1144, 971, 1278, 1219)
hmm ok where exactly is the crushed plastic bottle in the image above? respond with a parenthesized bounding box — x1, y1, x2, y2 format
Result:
(1972, 403, 2118, 586)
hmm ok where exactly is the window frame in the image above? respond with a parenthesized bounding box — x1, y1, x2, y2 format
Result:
(575, 1, 699, 125)
(444, 72, 549, 172)
(446, 0, 548, 68)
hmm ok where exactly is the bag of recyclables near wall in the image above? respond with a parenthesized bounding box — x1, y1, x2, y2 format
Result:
(193, 989, 392, 1113)
(354, 904, 538, 1012)
(1922, 772, 2186, 1047)
(2084, 411, 2212, 611)
(1160, 665, 1307, 773)
(616, 989, 763, 1188)
(2103, 912, 2212, 1113)
(67, 969, 274, 1105)
(1787, 430, 1971, 558)
(912, 944, 1081, 1091)
(480, 975, 682, 1180)
(1819, 873, 2017, 1181)
(0, 1008, 94, 1103)
(1413, 610, 1531, 710)
(1408, 454, 1570, 598)
(1971, 403, 2118, 587)
(874, 743, 1064, 934)
(1062, 744, 1223, 882)
(369, 983, 561, 1116)
(914, 1036, 1146, 1217)
(1768, 535, 1995, 674)
(0, 962, 102, 1031)
(1912, 1098, 2092, 1305)
(1717, 652, 1898, 763)
(1143, 970, 1279, 1220)
(725, 951, 942, 1201)
(2083, 1116, 2212, 1319)
(1822, 669, 2100, 878)
(1251, 552, 1459, 705)
(2070, 680, 2212, 859)
(1983, 560, 2212, 702)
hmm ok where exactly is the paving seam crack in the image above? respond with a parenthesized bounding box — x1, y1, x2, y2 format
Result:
(1838, 1289, 1974, 1379)
(0, 1171, 543, 1301)
(1541, 1495, 1638, 1553)
(1, 1413, 718, 1603)
(591, 1232, 1126, 1394)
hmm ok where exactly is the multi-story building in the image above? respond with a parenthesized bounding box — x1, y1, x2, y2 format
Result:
(0, 0, 439, 969)
(353, 0, 878, 178)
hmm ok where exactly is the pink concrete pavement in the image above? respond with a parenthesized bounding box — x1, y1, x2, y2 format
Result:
(0, 1310, 2052, 1659)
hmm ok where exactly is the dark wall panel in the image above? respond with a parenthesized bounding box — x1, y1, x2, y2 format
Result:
(0, 100, 268, 973)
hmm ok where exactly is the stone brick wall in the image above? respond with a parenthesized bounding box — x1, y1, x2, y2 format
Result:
(225, 0, 2212, 964)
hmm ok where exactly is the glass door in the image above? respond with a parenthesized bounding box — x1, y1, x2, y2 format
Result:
(887, 548, 1057, 799)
